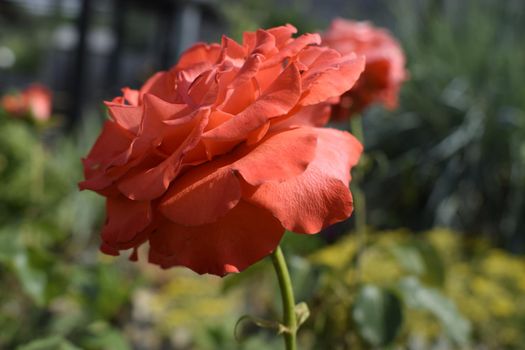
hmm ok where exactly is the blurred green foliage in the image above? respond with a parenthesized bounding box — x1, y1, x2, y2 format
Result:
(363, 0, 525, 250)
(0, 2, 56, 74)
(303, 228, 525, 349)
(0, 110, 132, 349)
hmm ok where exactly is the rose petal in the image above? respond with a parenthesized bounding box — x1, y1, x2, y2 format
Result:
(175, 42, 221, 71)
(254, 64, 283, 94)
(136, 72, 179, 104)
(150, 201, 285, 276)
(243, 128, 362, 233)
(230, 54, 263, 88)
(103, 95, 189, 175)
(252, 29, 277, 55)
(235, 127, 317, 185)
(221, 35, 247, 63)
(300, 53, 366, 106)
(82, 120, 133, 168)
(159, 155, 241, 226)
(105, 102, 142, 134)
(271, 102, 332, 129)
(260, 33, 321, 69)
(268, 24, 297, 47)
(203, 62, 301, 142)
(206, 109, 234, 131)
(121, 87, 140, 106)
(79, 120, 134, 191)
(246, 121, 270, 145)
(187, 69, 220, 107)
(100, 195, 153, 252)
(117, 108, 210, 200)
(218, 77, 258, 115)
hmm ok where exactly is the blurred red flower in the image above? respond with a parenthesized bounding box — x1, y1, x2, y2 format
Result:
(322, 18, 407, 119)
(80, 25, 364, 276)
(1, 84, 52, 122)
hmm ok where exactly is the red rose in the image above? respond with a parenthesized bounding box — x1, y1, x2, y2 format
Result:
(322, 18, 407, 119)
(1, 84, 52, 121)
(80, 25, 364, 276)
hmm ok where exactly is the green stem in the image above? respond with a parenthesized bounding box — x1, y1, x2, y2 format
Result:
(349, 116, 367, 266)
(271, 246, 297, 350)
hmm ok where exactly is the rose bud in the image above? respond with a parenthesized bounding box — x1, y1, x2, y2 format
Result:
(322, 18, 407, 119)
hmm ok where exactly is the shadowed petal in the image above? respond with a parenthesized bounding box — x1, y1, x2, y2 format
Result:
(149, 201, 285, 276)
(159, 156, 241, 226)
(100, 195, 153, 254)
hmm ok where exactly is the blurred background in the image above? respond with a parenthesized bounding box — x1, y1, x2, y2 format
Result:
(0, 0, 524, 349)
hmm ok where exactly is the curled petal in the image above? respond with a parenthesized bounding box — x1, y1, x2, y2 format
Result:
(243, 175, 354, 234)
(105, 102, 142, 134)
(121, 87, 140, 106)
(81, 121, 133, 169)
(117, 108, 210, 200)
(134, 72, 177, 104)
(230, 54, 263, 88)
(79, 121, 133, 191)
(300, 53, 366, 106)
(175, 42, 222, 71)
(203, 63, 301, 142)
(267, 24, 297, 47)
(243, 128, 362, 233)
(247, 29, 277, 56)
(260, 33, 321, 69)
(221, 35, 248, 63)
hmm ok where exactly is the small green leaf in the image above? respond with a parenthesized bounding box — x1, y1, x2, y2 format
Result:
(295, 302, 310, 328)
(352, 284, 403, 347)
